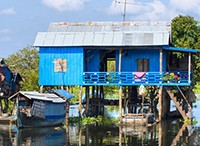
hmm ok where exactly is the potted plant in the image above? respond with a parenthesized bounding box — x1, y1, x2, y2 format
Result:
(162, 72, 177, 83)
(162, 72, 169, 83)
(173, 74, 180, 83)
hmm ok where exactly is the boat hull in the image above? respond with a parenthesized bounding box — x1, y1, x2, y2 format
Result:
(17, 112, 66, 128)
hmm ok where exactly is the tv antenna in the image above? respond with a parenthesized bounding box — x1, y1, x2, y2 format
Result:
(115, 0, 147, 21)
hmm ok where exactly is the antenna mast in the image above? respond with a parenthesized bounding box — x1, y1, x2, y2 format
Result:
(115, 0, 146, 21)
(123, 0, 127, 21)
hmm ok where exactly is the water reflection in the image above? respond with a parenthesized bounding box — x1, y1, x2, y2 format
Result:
(0, 100, 200, 146)
(0, 125, 68, 146)
(0, 120, 199, 146)
(69, 120, 198, 146)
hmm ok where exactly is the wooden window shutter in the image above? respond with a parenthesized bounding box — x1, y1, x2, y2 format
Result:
(137, 59, 143, 72)
(54, 59, 67, 72)
(137, 59, 149, 72)
(143, 59, 149, 72)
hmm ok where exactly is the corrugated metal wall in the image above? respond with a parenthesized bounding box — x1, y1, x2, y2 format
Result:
(116, 49, 160, 72)
(39, 47, 83, 86)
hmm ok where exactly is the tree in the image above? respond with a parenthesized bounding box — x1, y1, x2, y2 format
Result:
(5, 47, 39, 91)
(171, 15, 200, 84)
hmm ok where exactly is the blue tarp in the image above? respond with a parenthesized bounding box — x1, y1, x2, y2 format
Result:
(54, 90, 74, 99)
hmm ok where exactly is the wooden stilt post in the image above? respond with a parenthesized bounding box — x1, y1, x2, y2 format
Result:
(128, 86, 131, 113)
(162, 90, 170, 119)
(39, 86, 43, 93)
(158, 48, 163, 121)
(61, 86, 64, 90)
(158, 86, 163, 121)
(100, 86, 104, 116)
(158, 121, 163, 146)
(133, 86, 138, 113)
(78, 86, 83, 117)
(91, 86, 95, 116)
(78, 126, 82, 146)
(119, 48, 122, 119)
(96, 86, 99, 116)
(119, 125, 122, 146)
(85, 86, 90, 117)
(123, 86, 127, 114)
(188, 52, 191, 83)
(119, 86, 123, 119)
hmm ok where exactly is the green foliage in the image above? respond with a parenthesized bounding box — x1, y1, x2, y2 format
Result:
(179, 118, 198, 125)
(172, 15, 199, 49)
(184, 119, 198, 125)
(107, 60, 116, 72)
(171, 15, 200, 85)
(194, 83, 200, 94)
(5, 47, 39, 91)
(68, 86, 83, 103)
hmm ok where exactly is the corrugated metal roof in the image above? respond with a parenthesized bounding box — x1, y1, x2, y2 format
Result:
(9, 91, 66, 103)
(163, 46, 198, 53)
(34, 21, 170, 47)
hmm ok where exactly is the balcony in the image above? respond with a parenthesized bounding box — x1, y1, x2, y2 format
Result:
(83, 71, 191, 86)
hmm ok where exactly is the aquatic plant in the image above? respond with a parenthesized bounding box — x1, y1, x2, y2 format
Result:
(68, 116, 120, 126)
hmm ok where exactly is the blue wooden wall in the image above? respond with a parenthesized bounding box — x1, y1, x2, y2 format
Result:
(39, 47, 84, 86)
(85, 49, 100, 72)
(116, 49, 161, 72)
(162, 50, 167, 72)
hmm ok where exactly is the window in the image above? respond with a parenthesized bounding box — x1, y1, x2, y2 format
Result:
(54, 59, 67, 72)
(107, 59, 116, 72)
(137, 59, 149, 72)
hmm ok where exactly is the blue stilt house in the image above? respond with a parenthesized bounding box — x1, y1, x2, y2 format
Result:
(34, 21, 197, 121)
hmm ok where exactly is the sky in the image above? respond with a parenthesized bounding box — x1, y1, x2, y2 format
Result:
(0, 0, 200, 58)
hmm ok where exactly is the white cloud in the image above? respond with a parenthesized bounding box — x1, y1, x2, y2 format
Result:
(144, 0, 167, 20)
(42, 0, 89, 11)
(0, 7, 16, 15)
(170, 0, 200, 16)
(170, 0, 200, 11)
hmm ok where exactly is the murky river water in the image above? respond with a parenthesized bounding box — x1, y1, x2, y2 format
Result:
(0, 101, 200, 146)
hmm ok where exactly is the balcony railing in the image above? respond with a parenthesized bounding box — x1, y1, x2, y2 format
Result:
(83, 71, 191, 86)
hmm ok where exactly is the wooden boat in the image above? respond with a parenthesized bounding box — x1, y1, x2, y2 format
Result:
(121, 113, 155, 126)
(9, 90, 74, 128)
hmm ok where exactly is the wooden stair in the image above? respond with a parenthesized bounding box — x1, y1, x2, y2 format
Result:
(171, 123, 188, 146)
(165, 88, 191, 121)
